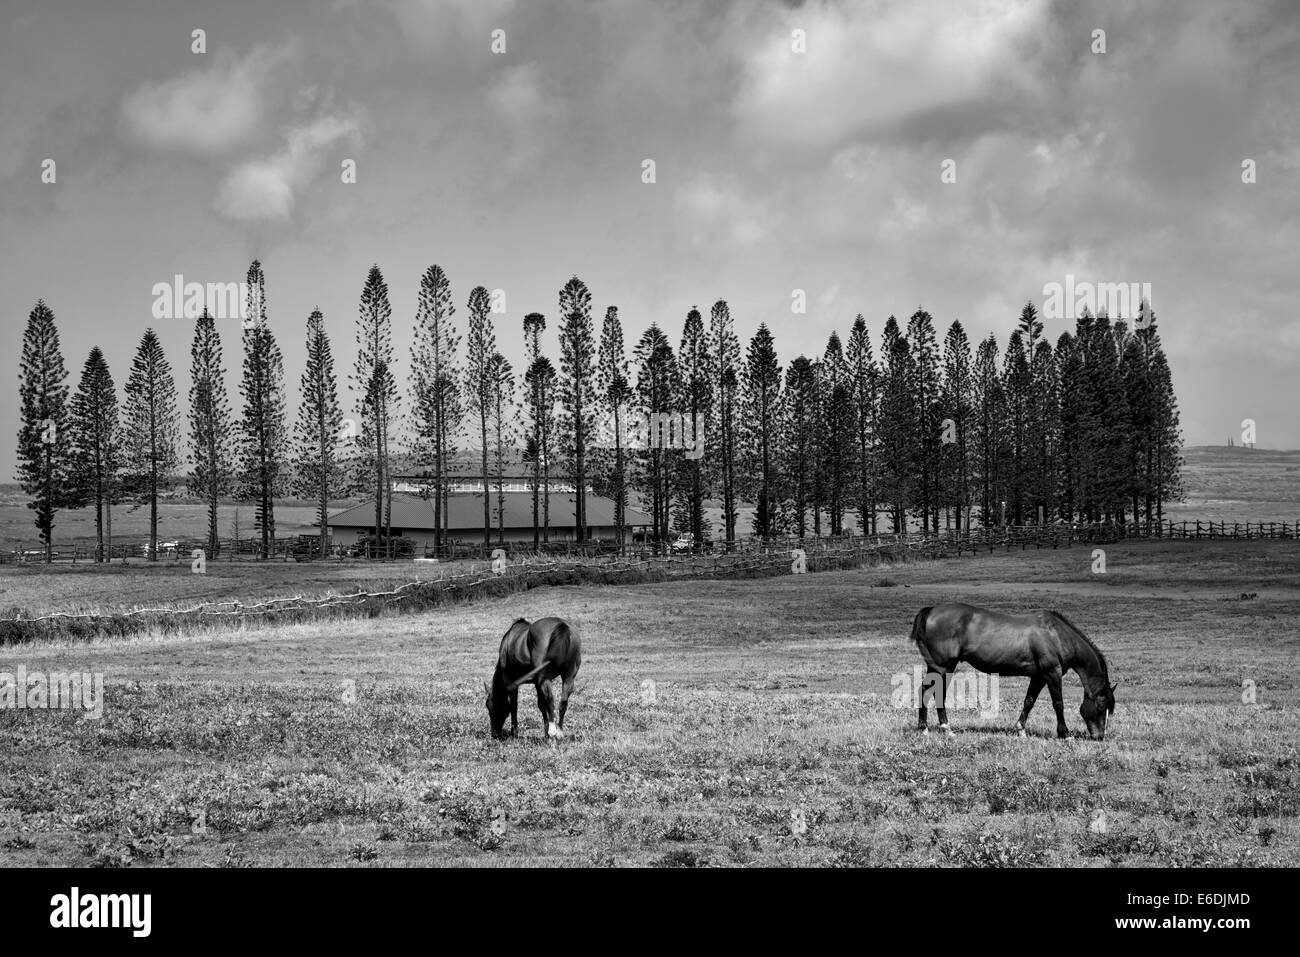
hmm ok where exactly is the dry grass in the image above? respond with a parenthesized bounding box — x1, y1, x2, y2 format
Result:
(0, 540, 1296, 867)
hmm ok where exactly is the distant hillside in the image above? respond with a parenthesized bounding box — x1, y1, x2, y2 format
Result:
(1166, 446, 1300, 523)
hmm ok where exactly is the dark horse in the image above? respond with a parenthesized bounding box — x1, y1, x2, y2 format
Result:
(484, 617, 582, 740)
(910, 602, 1117, 739)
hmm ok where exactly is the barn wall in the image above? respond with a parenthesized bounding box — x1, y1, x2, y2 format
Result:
(326, 525, 626, 546)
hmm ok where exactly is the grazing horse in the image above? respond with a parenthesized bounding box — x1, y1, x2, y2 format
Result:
(910, 602, 1117, 739)
(484, 616, 582, 740)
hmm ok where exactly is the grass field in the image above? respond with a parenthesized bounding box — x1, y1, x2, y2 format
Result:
(0, 539, 1296, 867)
(0, 559, 469, 617)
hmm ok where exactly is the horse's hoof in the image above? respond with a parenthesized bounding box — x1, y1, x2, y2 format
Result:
(920, 727, 930, 736)
(940, 724, 954, 737)
(1017, 728, 1027, 738)
(546, 723, 563, 739)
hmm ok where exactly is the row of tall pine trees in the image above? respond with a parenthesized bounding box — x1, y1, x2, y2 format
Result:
(15, 260, 1182, 560)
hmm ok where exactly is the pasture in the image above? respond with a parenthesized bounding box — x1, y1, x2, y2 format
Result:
(0, 539, 1296, 867)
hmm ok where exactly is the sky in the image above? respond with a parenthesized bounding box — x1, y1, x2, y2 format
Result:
(2, 0, 1299, 481)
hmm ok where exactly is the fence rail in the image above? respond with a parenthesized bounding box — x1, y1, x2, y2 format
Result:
(1, 519, 1296, 567)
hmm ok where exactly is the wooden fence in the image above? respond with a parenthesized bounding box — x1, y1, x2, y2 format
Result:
(1, 519, 1296, 567)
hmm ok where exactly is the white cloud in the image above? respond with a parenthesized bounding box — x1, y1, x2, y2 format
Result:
(120, 43, 296, 154)
(732, 0, 1049, 150)
(488, 62, 559, 125)
(485, 62, 564, 173)
(387, 0, 517, 53)
(674, 175, 768, 248)
(214, 113, 361, 221)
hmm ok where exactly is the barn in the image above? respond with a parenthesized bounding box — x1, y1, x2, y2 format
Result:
(325, 474, 651, 550)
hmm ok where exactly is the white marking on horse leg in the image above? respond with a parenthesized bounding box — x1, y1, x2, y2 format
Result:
(940, 723, 953, 736)
(1017, 727, 1027, 738)
(546, 722, 560, 739)
(921, 727, 930, 736)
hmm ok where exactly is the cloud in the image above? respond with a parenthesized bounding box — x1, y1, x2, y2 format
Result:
(673, 175, 768, 248)
(488, 62, 559, 125)
(484, 62, 565, 174)
(214, 112, 361, 221)
(120, 43, 296, 153)
(731, 0, 1050, 151)
(387, 0, 517, 53)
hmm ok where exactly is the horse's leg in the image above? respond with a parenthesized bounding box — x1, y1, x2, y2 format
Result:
(557, 675, 575, 733)
(935, 669, 956, 735)
(1016, 676, 1045, 736)
(918, 666, 939, 733)
(536, 680, 559, 739)
(508, 688, 519, 738)
(1045, 669, 1069, 738)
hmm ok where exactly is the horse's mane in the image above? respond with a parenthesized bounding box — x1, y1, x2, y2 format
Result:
(1047, 610, 1109, 679)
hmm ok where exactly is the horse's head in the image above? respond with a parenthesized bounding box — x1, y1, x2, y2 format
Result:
(1080, 681, 1118, 740)
(484, 679, 509, 739)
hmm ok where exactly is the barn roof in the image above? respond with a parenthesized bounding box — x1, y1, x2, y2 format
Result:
(326, 493, 650, 531)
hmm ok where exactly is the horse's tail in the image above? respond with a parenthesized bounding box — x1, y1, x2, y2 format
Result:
(910, 606, 932, 648)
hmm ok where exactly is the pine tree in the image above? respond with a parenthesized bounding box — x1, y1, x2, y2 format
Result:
(906, 310, 941, 532)
(675, 307, 712, 548)
(464, 285, 496, 547)
(15, 300, 71, 562)
(524, 341, 558, 548)
(1136, 302, 1183, 523)
(238, 260, 288, 558)
(820, 333, 853, 535)
(971, 334, 1006, 526)
(411, 264, 461, 554)
(488, 351, 514, 545)
(523, 311, 553, 547)
(1081, 312, 1129, 523)
(354, 264, 397, 554)
(708, 300, 741, 546)
(557, 276, 597, 544)
(940, 321, 973, 532)
(633, 324, 677, 543)
(846, 315, 880, 534)
(188, 309, 233, 560)
(597, 306, 632, 546)
(741, 324, 781, 537)
(292, 309, 345, 558)
(1001, 329, 1031, 524)
(1017, 302, 1051, 524)
(781, 356, 818, 537)
(878, 317, 914, 532)
(69, 347, 119, 562)
(1030, 338, 1059, 524)
(122, 329, 180, 560)
(1149, 348, 1184, 522)
(1054, 330, 1084, 521)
